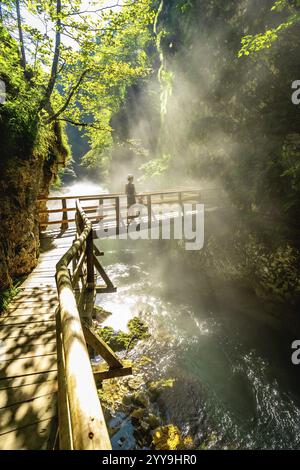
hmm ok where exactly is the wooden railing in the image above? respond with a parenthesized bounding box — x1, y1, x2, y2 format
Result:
(55, 200, 131, 450)
(38, 189, 202, 231)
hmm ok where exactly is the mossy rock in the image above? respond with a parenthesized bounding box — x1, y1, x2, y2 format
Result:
(133, 391, 149, 408)
(152, 425, 194, 450)
(131, 408, 145, 421)
(97, 317, 150, 352)
(145, 413, 160, 430)
(93, 305, 112, 322)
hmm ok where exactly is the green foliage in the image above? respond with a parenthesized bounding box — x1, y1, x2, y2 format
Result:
(0, 281, 21, 313)
(97, 316, 150, 352)
(239, 1, 300, 56)
(140, 153, 172, 179)
(244, 239, 300, 301)
(0, 1, 156, 171)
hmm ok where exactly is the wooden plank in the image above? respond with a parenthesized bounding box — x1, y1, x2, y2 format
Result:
(0, 324, 56, 340)
(0, 354, 57, 380)
(0, 393, 57, 436)
(7, 299, 57, 307)
(0, 371, 57, 390)
(82, 324, 122, 369)
(1, 342, 57, 361)
(1, 336, 56, 352)
(10, 293, 57, 303)
(1, 312, 55, 321)
(0, 317, 55, 327)
(0, 417, 57, 450)
(0, 379, 57, 408)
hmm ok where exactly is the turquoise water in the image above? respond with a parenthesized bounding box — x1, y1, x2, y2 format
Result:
(95, 238, 300, 449)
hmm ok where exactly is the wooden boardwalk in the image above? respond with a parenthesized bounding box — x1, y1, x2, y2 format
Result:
(0, 189, 206, 449)
(0, 232, 73, 449)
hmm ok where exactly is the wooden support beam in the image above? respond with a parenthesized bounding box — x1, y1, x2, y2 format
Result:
(95, 285, 117, 293)
(93, 245, 104, 256)
(93, 361, 132, 382)
(93, 254, 116, 291)
(71, 249, 86, 287)
(82, 323, 123, 369)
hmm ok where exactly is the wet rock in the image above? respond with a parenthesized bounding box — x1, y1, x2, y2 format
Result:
(133, 391, 149, 408)
(130, 408, 145, 421)
(122, 394, 134, 406)
(145, 413, 160, 430)
(93, 305, 112, 322)
(140, 420, 150, 432)
(128, 376, 144, 391)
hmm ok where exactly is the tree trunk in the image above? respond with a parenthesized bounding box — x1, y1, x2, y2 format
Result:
(39, 0, 62, 113)
(16, 0, 27, 71)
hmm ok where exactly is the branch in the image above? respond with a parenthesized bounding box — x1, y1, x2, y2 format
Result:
(56, 118, 104, 130)
(47, 69, 89, 123)
(65, 2, 122, 16)
(39, 0, 62, 112)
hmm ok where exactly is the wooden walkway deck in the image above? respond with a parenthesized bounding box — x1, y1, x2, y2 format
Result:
(0, 189, 206, 449)
(0, 232, 73, 450)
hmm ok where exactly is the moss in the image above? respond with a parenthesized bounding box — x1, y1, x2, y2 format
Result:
(0, 281, 21, 313)
(152, 425, 194, 450)
(97, 316, 150, 352)
(148, 378, 175, 391)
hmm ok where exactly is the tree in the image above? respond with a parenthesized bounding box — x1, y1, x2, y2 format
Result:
(239, 0, 300, 56)
(0, 0, 155, 147)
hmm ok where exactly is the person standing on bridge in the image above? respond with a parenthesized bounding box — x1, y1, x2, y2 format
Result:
(125, 174, 136, 209)
(125, 174, 139, 226)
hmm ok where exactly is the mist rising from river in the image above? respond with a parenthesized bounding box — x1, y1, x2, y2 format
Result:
(50, 179, 108, 197)
(94, 237, 300, 449)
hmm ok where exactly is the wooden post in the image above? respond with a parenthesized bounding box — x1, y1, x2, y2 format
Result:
(86, 229, 94, 289)
(179, 192, 183, 213)
(61, 198, 69, 230)
(115, 197, 120, 236)
(56, 265, 111, 450)
(147, 195, 151, 230)
(96, 198, 103, 223)
(55, 308, 73, 450)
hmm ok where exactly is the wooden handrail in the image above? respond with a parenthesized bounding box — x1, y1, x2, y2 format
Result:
(38, 189, 204, 229)
(38, 188, 204, 201)
(55, 200, 111, 450)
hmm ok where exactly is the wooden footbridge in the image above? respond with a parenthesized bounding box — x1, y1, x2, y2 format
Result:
(0, 189, 202, 450)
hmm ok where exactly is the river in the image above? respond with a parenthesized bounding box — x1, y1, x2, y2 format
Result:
(94, 236, 300, 450)
(51, 181, 300, 449)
